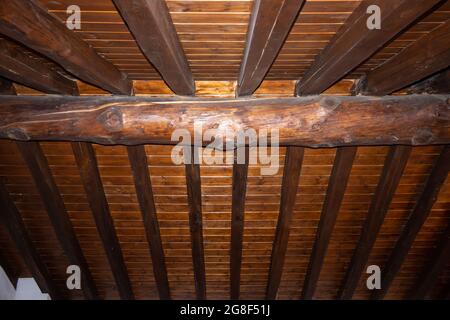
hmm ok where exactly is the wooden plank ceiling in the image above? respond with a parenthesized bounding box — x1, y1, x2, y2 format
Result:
(0, 0, 449, 301)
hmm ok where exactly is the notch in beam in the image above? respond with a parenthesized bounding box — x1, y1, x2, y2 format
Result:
(127, 145, 171, 300)
(266, 146, 304, 299)
(338, 145, 411, 299)
(16, 141, 98, 300)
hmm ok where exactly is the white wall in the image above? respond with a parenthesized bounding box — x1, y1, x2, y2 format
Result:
(0, 266, 51, 300)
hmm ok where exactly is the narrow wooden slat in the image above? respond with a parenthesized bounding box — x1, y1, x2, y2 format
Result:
(372, 145, 450, 299)
(127, 145, 170, 300)
(185, 147, 206, 299)
(0, 77, 16, 95)
(16, 141, 98, 300)
(266, 146, 304, 299)
(0, 0, 132, 94)
(113, 0, 195, 95)
(0, 95, 448, 147)
(230, 147, 249, 300)
(296, 0, 444, 95)
(410, 222, 450, 299)
(302, 146, 357, 299)
(338, 145, 412, 300)
(356, 20, 450, 95)
(237, 0, 305, 96)
(0, 180, 59, 299)
(405, 69, 450, 94)
(72, 142, 134, 300)
(0, 39, 78, 95)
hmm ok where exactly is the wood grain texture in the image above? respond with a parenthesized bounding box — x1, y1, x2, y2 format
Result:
(0, 180, 59, 298)
(405, 69, 450, 94)
(356, 20, 450, 95)
(302, 147, 357, 299)
(127, 145, 171, 300)
(296, 0, 445, 95)
(16, 141, 98, 300)
(0, 95, 448, 147)
(237, 0, 305, 96)
(0, 0, 132, 94)
(72, 142, 134, 300)
(338, 145, 412, 299)
(113, 0, 194, 95)
(266, 146, 304, 299)
(185, 147, 206, 300)
(372, 146, 450, 299)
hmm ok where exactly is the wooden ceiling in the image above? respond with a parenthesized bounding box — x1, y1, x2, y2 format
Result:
(0, 0, 449, 301)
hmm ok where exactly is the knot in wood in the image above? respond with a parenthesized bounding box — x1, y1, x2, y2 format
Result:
(97, 107, 124, 132)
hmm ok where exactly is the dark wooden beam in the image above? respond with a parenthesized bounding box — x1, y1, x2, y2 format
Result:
(16, 141, 98, 300)
(230, 147, 249, 300)
(0, 180, 60, 299)
(0, 249, 17, 287)
(338, 145, 412, 300)
(72, 142, 134, 300)
(405, 69, 450, 95)
(266, 146, 304, 299)
(127, 145, 171, 300)
(409, 222, 450, 300)
(113, 0, 194, 95)
(185, 147, 206, 300)
(296, 0, 444, 96)
(302, 147, 357, 299)
(356, 20, 450, 96)
(0, 95, 448, 147)
(372, 145, 450, 300)
(0, 77, 16, 95)
(237, 0, 305, 96)
(0, 0, 132, 94)
(0, 39, 78, 95)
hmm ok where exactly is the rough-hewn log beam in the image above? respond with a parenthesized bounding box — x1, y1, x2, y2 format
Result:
(409, 222, 450, 299)
(185, 147, 207, 300)
(0, 180, 60, 299)
(405, 69, 450, 95)
(0, 95, 448, 147)
(230, 147, 249, 300)
(113, 0, 194, 95)
(266, 147, 304, 299)
(237, 0, 305, 96)
(0, 0, 132, 94)
(16, 141, 98, 300)
(372, 146, 450, 300)
(296, 0, 444, 96)
(356, 20, 450, 96)
(72, 142, 134, 300)
(302, 147, 357, 299)
(338, 145, 411, 299)
(127, 145, 171, 300)
(0, 39, 78, 95)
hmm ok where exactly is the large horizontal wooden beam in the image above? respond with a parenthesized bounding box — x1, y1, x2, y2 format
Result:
(113, 0, 195, 95)
(296, 0, 444, 95)
(0, 0, 132, 94)
(356, 20, 450, 96)
(0, 39, 78, 95)
(0, 95, 448, 147)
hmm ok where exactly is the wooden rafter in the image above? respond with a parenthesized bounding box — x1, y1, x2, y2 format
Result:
(0, 0, 132, 94)
(302, 147, 357, 299)
(356, 20, 450, 96)
(230, 147, 249, 300)
(372, 146, 450, 299)
(185, 147, 207, 300)
(0, 249, 17, 287)
(0, 39, 78, 95)
(237, 0, 305, 96)
(405, 69, 450, 94)
(0, 95, 448, 147)
(127, 145, 171, 300)
(338, 145, 412, 300)
(267, 146, 304, 299)
(113, 0, 195, 95)
(296, 0, 444, 96)
(16, 141, 98, 300)
(0, 180, 60, 299)
(72, 142, 134, 300)
(409, 222, 450, 299)
(0, 77, 15, 95)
